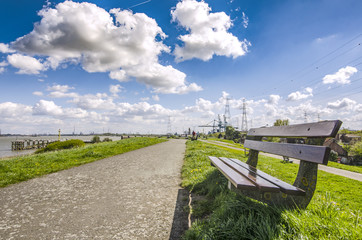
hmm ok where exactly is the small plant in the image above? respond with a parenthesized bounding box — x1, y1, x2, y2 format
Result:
(102, 137, 112, 142)
(35, 139, 85, 153)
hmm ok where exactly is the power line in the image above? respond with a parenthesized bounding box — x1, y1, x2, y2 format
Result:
(261, 33, 362, 98)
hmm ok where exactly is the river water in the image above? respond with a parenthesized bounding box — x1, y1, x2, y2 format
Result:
(0, 135, 124, 159)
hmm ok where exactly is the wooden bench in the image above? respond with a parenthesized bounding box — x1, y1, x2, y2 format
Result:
(209, 120, 342, 208)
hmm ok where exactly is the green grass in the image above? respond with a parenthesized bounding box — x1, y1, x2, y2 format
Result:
(182, 140, 361, 239)
(327, 161, 362, 174)
(0, 137, 166, 187)
(208, 138, 243, 148)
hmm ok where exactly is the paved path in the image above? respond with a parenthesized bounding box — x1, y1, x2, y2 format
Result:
(201, 140, 362, 182)
(0, 139, 188, 240)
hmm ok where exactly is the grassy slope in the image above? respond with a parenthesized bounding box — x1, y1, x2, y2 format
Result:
(182, 141, 361, 240)
(0, 137, 166, 188)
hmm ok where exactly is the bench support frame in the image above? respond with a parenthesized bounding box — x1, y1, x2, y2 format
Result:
(240, 137, 322, 208)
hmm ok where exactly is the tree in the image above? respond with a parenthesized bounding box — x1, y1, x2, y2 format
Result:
(225, 126, 235, 140)
(274, 119, 289, 126)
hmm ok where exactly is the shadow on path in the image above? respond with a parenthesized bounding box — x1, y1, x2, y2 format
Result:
(169, 188, 189, 240)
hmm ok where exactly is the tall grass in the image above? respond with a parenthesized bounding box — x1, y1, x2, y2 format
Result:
(0, 137, 166, 187)
(182, 141, 361, 239)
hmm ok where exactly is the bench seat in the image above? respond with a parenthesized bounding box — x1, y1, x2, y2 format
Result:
(209, 156, 305, 196)
(208, 120, 342, 208)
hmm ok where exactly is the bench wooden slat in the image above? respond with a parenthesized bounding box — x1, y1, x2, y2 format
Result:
(209, 156, 257, 190)
(228, 158, 305, 196)
(244, 140, 330, 164)
(219, 157, 280, 192)
(247, 120, 342, 138)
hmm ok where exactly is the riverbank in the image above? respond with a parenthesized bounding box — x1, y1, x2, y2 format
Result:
(0, 135, 125, 158)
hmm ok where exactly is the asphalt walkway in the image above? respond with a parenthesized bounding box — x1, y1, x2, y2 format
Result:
(201, 140, 362, 182)
(0, 139, 188, 240)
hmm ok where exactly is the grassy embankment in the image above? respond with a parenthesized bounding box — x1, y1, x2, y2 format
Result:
(207, 138, 362, 174)
(182, 140, 361, 239)
(0, 137, 166, 188)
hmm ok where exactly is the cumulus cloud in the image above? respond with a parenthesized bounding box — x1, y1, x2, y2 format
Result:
(287, 87, 313, 101)
(7, 54, 46, 74)
(171, 0, 249, 62)
(0, 102, 32, 117)
(33, 100, 63, 116)
(33, 91, 43, 96)
(0, 43, 15, 53)
(109, 84, 123, 97)
(109, 70, 128, 82)
(10, 1, 201, 94)
(71, 93, 116, 110)
(268, 95, 281, 105)
(323, 66, 357, 85)
(47, 84, 74, 93)
(327, 98, 356, 110)
(47, 84, 78, 98)
(152, 95, 160, 101)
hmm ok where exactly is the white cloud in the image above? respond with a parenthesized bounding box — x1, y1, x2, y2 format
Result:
(323, 66, 357, 85)
(152, 95, 160, 101)
(10, 1, 200, 94)
(0, 102, 32, 117)
(171, 0, 249, 62)
(33, 91, 43, 96)
(0, 61, 7, 73)
(241, 12, 249, 28)
(109, 70, 128, 82)
(7, 54, 46, 74)
(268, 95, 281, 105)
(47, 84, 78, 98)
(109, 84, 123, 97)
(287, 87, 313, 101)
(33, 100, 63, 116)
(0, 43, 15, 53)
(327, 98, 356, 110)
(71, 93, 116, 110)
(47, 84, 74, 93)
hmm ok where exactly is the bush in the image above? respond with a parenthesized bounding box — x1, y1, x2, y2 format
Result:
(91, 135, 101, 143)
(328, 150, 338, 162)
(350, 141, 362, 157)
(102, 137, 112, 142)
(36, 139, 85, 154)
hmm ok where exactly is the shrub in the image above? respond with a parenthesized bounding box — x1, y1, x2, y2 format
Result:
(36, 139, 85, 154)
(328, 150, 338, 162)
(91, 135, 101, 143)
(350, 141, 362, 157)
(102, 137, 112, 142)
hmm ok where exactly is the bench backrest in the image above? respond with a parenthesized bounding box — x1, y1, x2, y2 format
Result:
(244, 120, 342, 165)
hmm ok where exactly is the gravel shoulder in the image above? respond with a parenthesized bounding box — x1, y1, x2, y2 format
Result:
(0, 139, 188, 240)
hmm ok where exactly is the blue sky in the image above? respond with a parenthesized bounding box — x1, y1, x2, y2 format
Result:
(0, 0, 362, 134)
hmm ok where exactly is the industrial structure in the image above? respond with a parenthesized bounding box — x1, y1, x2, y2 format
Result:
(241, 98, 248, 132)
(198, 97, 243, 133)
